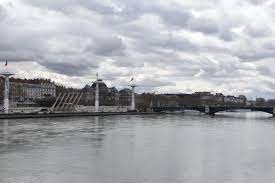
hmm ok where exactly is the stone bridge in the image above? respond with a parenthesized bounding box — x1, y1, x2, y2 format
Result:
(151, 106, 275, 116)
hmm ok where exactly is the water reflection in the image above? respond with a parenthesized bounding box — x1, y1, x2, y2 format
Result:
(0, 120, 9, 145)
(0, 112, 275, 183)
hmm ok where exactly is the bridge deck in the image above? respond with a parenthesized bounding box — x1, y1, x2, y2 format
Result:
(152, 106, 274, 115)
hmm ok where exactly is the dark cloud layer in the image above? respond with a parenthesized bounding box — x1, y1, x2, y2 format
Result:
(92, 36, 126, 56)
(40, 62, 95, 77)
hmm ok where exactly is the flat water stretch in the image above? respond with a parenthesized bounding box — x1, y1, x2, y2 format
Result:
(0, 112, 275, 183)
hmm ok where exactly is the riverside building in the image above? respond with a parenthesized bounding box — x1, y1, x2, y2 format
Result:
(0, 77, 56, 107)
(81, 80, 119, 106)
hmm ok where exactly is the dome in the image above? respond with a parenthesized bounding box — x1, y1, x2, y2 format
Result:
(91, 81, 107, 89)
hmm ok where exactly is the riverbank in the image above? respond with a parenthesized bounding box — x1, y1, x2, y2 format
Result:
(0, 111, 163, 119)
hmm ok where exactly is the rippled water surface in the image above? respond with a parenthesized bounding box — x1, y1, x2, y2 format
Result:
(1, 112, 275, 183)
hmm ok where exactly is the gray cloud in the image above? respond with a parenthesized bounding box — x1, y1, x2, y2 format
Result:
(1, 0, 275, 98)
(40, 61, 97, 77)
(91, 36, 126, 56)
(244, 24, 272, 38)
(138, 78, 176, 88)
(188, 17, 219, 34)
(0, 5, 6, 21)
(247, 0, 268, 5)
(155, 7, 192, 27)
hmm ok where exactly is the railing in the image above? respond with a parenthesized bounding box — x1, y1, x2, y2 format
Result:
(8, 107, 48, 113)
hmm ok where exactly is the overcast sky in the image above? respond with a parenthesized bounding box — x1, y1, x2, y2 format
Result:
(1, 0, 275, 98)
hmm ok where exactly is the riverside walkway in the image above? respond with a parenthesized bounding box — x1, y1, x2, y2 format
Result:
(0, 111, 162, 119)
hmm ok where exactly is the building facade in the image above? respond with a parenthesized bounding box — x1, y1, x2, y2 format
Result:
(0, 77, 56, 107)
(81, 79, 119, 106)
(118, 88, 132, 106)
(10, 81, 56, 102)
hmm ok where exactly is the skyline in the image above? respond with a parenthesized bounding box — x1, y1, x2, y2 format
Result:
(1, 0, 275, 98)
(0, 72, 270, 101)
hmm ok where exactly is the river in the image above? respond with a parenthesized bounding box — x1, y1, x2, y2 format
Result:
(0, 112, 275, 183)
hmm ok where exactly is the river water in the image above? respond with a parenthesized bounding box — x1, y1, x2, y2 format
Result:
(0, 112, 275, 183)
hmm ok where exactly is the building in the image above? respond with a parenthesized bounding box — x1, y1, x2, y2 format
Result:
(256, 98, 266, 106)
(177, 94, 201, 106)
(238, 95, 247, 105)
(0, 77, 56, 107)
(118, 88, 132, 106)
(266, 99, 275, 106)
(81, 79, 119, 106)
(213, 93, 225, 105)
(193, 92, 214, 105)
(162, 94, 180, 107)
(10, 79, 56, 101)
(224, 95, 246, 106)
